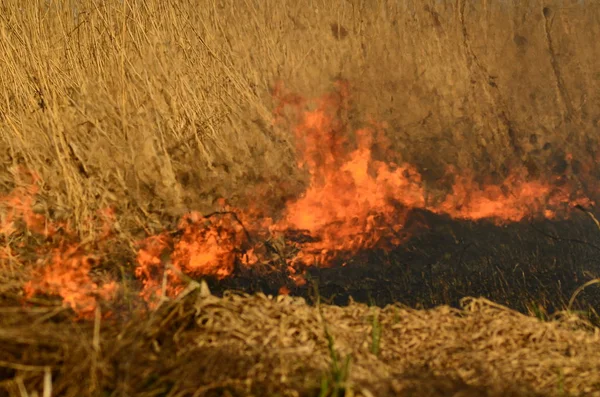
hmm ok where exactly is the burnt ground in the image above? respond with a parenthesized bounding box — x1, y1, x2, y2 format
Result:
(209, 209, 600, 318)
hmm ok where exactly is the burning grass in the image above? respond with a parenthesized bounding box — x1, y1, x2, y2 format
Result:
(1, 81, 597, 317)
(3, 0, 600, 395)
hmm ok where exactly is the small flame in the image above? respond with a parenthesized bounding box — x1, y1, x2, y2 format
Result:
(1, 168, 118, 317)
(135, 211, 257, 307)
(435, 168, 591, 223)
(0, 169, 56, 237)
(24, 245, 117, 318)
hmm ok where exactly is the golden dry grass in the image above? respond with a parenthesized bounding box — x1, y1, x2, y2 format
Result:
(2, 0, 600, 233)
(1, 287, 600, 396)
(2, 1, 600, 396)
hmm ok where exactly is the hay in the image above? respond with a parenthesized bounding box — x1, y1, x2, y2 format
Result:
(1, 287, 599, 396)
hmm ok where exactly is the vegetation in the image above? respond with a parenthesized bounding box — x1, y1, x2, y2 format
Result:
(2, 1, 600, 395)
(3, 287, 599, 396)
(2, 0, 600, 234)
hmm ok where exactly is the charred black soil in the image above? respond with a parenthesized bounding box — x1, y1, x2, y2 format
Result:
(210, 209, 600, 317)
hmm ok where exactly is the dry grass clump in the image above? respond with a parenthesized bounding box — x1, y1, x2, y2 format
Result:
(1, 287, 599, 396)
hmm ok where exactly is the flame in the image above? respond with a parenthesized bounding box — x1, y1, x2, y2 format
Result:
(435, 167, 591, 223)
(269, 89, 426, 265)
(23, 245, 117, 318)
(266, 83, 593, 272)
(0, 169, 57, 237)
(135, 211, 257, 307)
(2, 83, 598, 315)
(0, 168, 118, 317)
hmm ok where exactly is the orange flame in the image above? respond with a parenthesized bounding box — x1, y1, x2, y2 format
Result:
(0, 169, 57, 236)
(1, 168, 118, 317)
(24, 245, 117, 318)
(264, 82, 594, 272)
(435, 167, 591, 223)
(2, 83, 598, 315)
(135, 211, 257, 307)
(270, 90, 425, 265)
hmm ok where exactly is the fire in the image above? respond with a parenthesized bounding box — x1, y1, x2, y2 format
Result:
(266, 82, 593, 270)
(23, 245, 117, 317)
(135, 211, 257, 307)
(1, 82, 597, 316)
(435, 167, 591, 223)
(269, 87, 426, 265)
(0, 169, 57, 237)
(0, 168, 118, 318)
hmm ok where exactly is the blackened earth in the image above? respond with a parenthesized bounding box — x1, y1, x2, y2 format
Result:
(206, 209, 600, 317)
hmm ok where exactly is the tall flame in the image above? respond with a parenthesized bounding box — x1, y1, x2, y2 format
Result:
(269, 86, 426, 265)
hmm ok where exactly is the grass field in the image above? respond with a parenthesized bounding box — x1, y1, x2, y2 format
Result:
(2, 0, 600, 395)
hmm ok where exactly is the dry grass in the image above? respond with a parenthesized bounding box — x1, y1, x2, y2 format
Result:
(2, 1, 600, 396)
(2, 0, 600, 234)
(1, 287, 600, 396)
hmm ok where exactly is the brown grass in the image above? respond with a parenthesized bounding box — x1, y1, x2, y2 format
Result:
(2, 1, 600, 395)
(1, 287, 600, 396)
(2, 0, 600, 232)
